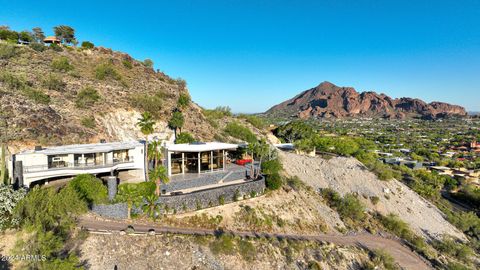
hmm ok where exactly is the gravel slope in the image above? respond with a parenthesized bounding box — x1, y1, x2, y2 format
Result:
(279, 151, 466, 241)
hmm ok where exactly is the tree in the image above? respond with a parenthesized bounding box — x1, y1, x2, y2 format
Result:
(137, 112, 155, 181)
(142, 194, 160, 219)
(116, 184, 141, 219)
(53, 25, 76, 44)
(18, 31, 33, 43)
(143, 59, 154, 68)
(147, 141, 162, 168)
(177, 93, 191, 108)
(247, 139, 269, 179)
(32, 27, 45, 43)
(81, 41, 94, 49)
(149, 165, 169, 196)
(168, 111, 184, 139)
(175, 132, 195, 144)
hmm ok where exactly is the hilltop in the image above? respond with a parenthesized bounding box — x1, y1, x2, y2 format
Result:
(0, 41, 217, 151)
(266, 81, 467, 120)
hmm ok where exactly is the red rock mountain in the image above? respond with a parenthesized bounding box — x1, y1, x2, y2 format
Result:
(266, 82, 467, 119)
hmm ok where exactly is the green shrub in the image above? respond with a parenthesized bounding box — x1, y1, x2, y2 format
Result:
(136, 181, 156, 197)
(81, 41, 94, 49)
(29, 42, 45, 52)
(265, 172, 282, 190)
(95, 63, 121, 80)
(203, 106, 232, 119)
(370, 249, 399, 270)
(224, 122, 257, 143)
(122, 59, 133, 69)
(23, 87, 51, 104)
(0, 43, 16, 59)
(42, 73, 66, 91)
(0, 72, 27, 90)
(337, 194, 365, 221)
(432, 237, 473, 262)
(68, 174, 108, 205)
(49, 43, 63, 52)
(237, 239, 256, 261)
(218, 195, 225, 205)
(177, 93, 190, 108)
(75, 86, 100, 108)
(286, 176, 305, 191)
(238, 114, 266, 129)
(0, 185, 26, 230)
(176, 132, 195, 144)
(0, 29, 18, 42)
(370, 196, 380, 205)
(129, 90, 166, 117)
(209, 234, 236, 255)
(80, 116, 96, 129)
(51, 57, 73, 72)
(143, 59, 154, 68)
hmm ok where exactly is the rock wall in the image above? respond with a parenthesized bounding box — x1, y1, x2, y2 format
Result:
(92, 203, 128, 219)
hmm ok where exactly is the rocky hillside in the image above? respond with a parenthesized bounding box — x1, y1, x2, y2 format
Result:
(0, 42, 216, 151)
(266, 81, 467, 119)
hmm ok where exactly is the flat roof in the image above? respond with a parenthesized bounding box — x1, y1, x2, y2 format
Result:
(166, 142, 238, 152)
(17, 141, 143, 155)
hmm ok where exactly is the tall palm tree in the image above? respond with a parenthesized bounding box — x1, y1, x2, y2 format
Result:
(149, 165, 169, 196)
(148, 140, 163, 168)
(137, 112, 155, 181)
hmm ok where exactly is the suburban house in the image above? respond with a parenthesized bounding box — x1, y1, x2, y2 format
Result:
(9, 141, 145, 188)
(43, 36, 61, 44)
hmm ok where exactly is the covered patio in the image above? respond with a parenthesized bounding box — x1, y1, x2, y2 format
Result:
(164, 142, 239, 177)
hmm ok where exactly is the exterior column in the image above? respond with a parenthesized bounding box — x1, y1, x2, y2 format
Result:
(223, 150, 225, 171)
(167, 151, 172, 176)
(210, 150, 213, 172)
(181, 152, 185, 175)
(102, 153, 106, 165)
(197, 152, 201, 174)
(106, 176, 117, 201)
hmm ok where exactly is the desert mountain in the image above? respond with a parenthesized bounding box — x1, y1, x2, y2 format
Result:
(0, 42, 217, 151)
(266, 81, 467, 119)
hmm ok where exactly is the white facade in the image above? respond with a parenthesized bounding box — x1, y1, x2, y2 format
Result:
(10, 141, 145, 187)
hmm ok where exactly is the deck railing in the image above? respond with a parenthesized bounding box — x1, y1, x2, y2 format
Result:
(23, 157, 134, 173)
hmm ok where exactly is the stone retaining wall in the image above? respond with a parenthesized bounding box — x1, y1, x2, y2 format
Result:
(92, 203, 128, 219)
(157, 177, 265, 213)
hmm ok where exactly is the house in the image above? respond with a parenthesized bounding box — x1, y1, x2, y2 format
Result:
(161, 142, 258, 195)
(9, 141, 145, 188)
(429, 166, 454, 176)
(43, 36, 61, 44)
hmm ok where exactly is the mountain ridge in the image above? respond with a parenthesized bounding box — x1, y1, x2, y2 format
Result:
(266, 81, 467, 119)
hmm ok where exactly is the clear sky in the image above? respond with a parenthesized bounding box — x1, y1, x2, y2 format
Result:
(1, 0, 479, 113)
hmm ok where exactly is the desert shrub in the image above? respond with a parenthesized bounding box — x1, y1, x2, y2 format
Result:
(176, 78, 187, 89)
(261, 158, 283, 175)
(0, 185, 26, 230)
(0, 71, 27, 90)
(177, 93, 191, 108)
(209, 234, 236, 255)
(81, 41, 94, 49)
(0, 29, 18, 42)
(238, 114, 266, 129)
(49, 43, 63, 52)
(370, 249, 399, 270)
(95, 63, 121, 80)
(75, 86, 100, 108)
(42, 73, 66, 91)
(176, 132, 195, 144)
(0, 43, 16, 59)
(68, 174, 108, 205)
(129, 90, 165, 118)
(432, 237, 473, 262)
(446, 262, 473, 270)
(143, 59, 154, 68)
(23, 87, 51, 104)
(370, 196, 380, 205)
(122, 59, 133, 69)
(14, 186, 87, 233)
(80, 116, 96, 128)
(286, 176, 305, 191)
(275, 120, 315, 142)
(224, 122, 257, 143)
(218, 195, 225, 205)
(265, 172, 282, 190)
(337, 193, 365, 221)
(203, 106, 232, 119)
(51, 57, 73, 72)
(29, 42, 45, 52)
(237, 239, 256, 261)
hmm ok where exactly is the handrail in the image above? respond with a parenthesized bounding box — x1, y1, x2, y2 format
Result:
(23, 157, 134, 173)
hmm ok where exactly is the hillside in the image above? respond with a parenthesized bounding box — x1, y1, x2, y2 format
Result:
(266, 81, 467, 120)
(0, 42, 217, 151)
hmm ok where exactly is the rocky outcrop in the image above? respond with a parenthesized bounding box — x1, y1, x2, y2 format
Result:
(266, 81, 467, 119)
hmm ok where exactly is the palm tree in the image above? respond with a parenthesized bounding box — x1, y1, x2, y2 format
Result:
(149, 165, 169, 196)
(142, 194, 160, 219)
(117, 184, 141, 219)
(137, 112, 155, 181)
(148, 140, 163, 168)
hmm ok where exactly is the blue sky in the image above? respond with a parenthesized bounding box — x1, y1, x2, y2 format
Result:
(1, 0, 479, 112)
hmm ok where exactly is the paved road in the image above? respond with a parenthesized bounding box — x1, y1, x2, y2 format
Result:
(78, 216, 432, 270)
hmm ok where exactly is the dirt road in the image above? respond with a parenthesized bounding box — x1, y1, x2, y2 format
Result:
(78, 215, 432, 270)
